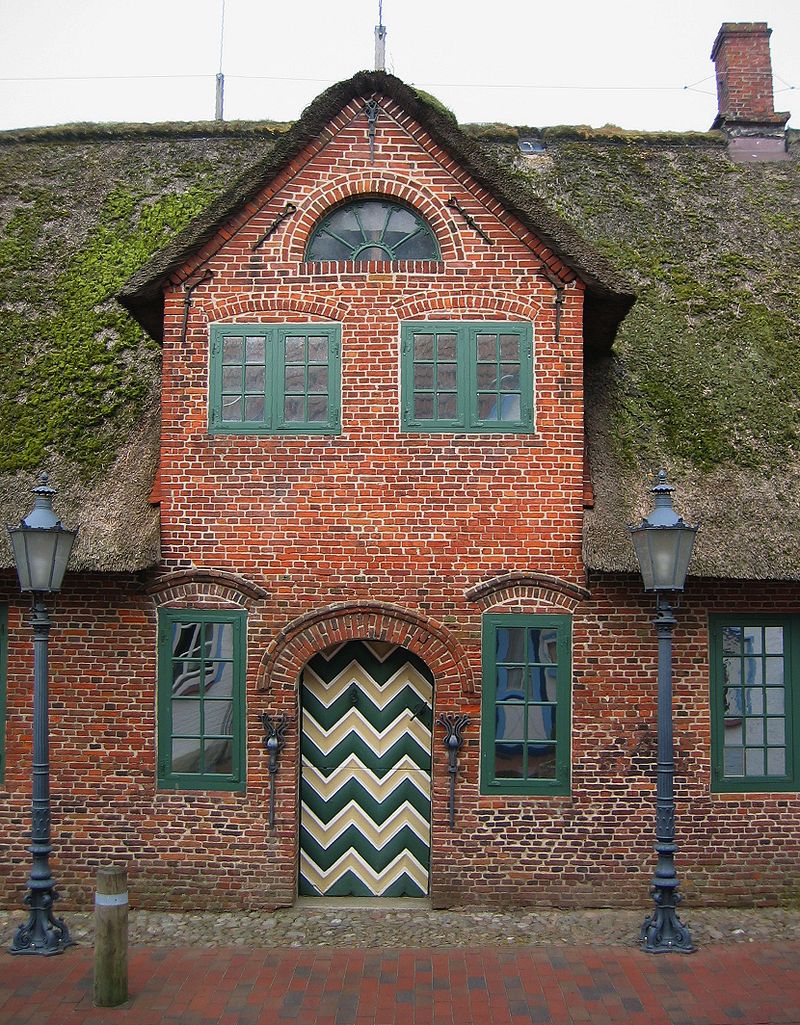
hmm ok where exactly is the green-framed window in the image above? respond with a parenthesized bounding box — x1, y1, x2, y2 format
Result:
(209, 324, 341, 434)
(306, 198, 440, 262)
(710, 615, 800, 792)
(0, 604, 6, 785)
(401, 322, 533, 432)
(480, 613, 571, 795)
(157, 609, 246, 792)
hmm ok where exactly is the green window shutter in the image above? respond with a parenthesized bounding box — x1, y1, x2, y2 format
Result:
(0, 605, 6, 784)
(209, 324, 341, 435)
(479, 613, 571, 796)
(401, 322, 533, 434)
(157, 608, 246, 792)
(710, 615, 798, 793)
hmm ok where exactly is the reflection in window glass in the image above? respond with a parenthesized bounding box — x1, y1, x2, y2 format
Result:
(307, 199, 439, 262)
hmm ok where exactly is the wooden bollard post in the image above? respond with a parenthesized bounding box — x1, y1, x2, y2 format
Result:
(93, 866, 128, 1007)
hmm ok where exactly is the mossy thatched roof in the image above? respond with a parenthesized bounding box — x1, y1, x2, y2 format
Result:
(0, 74, 798, 579)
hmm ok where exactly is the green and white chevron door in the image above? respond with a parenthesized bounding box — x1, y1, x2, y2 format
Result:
(299, 641, 433, 897)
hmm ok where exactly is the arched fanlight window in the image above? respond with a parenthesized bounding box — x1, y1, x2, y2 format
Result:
(306, 198, 440, 262)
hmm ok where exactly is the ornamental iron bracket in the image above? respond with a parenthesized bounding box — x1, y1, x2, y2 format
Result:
(261, 712, 292, 829)
(446, 196, 494, 246)
(436, 712, 471, 828)
(364, 99, 380, 162)
(253, 202, 298, 250)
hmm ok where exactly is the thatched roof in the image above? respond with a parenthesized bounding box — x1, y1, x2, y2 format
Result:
(0, 73, 798, 579)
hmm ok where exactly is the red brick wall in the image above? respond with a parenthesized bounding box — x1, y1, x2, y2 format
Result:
(712, 22, 778, 122)
(2, 573, 800, 910)
(2, 95, 799, 911)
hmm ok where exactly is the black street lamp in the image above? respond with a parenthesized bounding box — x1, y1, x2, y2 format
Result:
(7, 473, 77, 955)
(629, 469, 698, 954)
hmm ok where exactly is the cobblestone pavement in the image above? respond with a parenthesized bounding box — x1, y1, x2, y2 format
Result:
(2, 904, 799, 949)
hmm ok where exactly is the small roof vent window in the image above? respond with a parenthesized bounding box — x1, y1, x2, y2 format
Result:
(306, 198, 440, 262)
(518, 137, 546, 155)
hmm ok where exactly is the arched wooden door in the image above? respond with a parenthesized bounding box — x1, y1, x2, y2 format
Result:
(299, 640, 433, 897)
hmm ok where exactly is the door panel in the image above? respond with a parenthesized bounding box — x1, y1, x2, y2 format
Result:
(299, 641, 433, 897)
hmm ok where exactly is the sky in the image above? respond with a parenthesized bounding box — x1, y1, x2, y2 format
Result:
(0, 0, 797, 133)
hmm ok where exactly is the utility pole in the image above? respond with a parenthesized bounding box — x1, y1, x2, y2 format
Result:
(215, 0, 226, 120)
(375, 0, 387, 71)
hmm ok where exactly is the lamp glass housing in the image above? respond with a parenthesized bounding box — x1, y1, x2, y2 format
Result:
(628, 472, 698, 592)
(7, 476, 77, 593)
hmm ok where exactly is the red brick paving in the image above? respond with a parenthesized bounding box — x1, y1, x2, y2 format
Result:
(0, 943, 799, 1024)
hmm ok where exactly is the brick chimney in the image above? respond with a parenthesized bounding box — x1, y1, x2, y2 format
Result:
(711, 22, 790, 161)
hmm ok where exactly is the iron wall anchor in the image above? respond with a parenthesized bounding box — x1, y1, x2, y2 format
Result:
(261, 712, 291, 829)
(436, 712, 470, 828)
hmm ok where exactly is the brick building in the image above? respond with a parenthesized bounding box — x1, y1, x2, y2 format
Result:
(0, 23, 798, 911)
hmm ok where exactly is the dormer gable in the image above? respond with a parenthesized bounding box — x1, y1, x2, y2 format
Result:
(118, 71, 635, 350)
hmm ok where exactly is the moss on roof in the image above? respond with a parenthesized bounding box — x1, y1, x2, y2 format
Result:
(0, 77, 798, 577)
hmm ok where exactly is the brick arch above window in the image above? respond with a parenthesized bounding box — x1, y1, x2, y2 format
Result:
(145, 568, 269, 611)
(198, 294, 349, 325)
(465, 572, 590, 613)
(257, 600, 474, 695)
(286, 173, 464, 263)
(392, 290, 544, 323)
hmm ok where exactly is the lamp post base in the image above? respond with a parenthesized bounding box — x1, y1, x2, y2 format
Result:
(640, 889, 694, 954)
(9, 892, 74, 956)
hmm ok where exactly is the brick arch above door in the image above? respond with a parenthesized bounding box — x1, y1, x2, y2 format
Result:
(257, 600, 474, 695)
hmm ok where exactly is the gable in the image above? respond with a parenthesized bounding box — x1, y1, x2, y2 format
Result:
(118, 72, 635, 350)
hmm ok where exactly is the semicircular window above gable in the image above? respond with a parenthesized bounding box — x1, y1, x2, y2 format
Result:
(306, 199, 440, 262)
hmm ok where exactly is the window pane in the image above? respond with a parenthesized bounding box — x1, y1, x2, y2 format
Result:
(204, 739, 233, 775)
(414, 394, 434, 419)
(308, 366, 329, 392)
(172, 737, 202, 774)
(527, 706, 557, 742)
(744, 719, 764, 745)
(307, 200, 438, 261)
(356, 245, 390, 261)
(500, 395, 521, 422)
(527, 745, 556, 779)
(307, 395, 329, 422)
(765, 627, 784, 654)
(307, 233, 350, 260)
(222, 337, 243, 364)
(744, 688, 764, 714)
(765, 658, 784, 685)
(221, 396, 242, 421)
(497, 666, 525, 698)
(529, 629, 557, 663)
(723, 719, 742, 745)
(497, 627, 526, 663)
(766, 718, 785, 744)
(205, 623, 233, 660)
(173, 622, 203, 659)
(529, 666, 557, 702)
(284, 396, 305, 421)
(724, 748, 744, 776)
(743, 658, 762, 686)
(767, 749, 786, 775)
(477, 364, 498, 388)
(478, 393, 498, 420)
(723, 657, 741, 686)
(244, 395, 265, 421)
(438, 394, 457, 419)
(308, 336, 328, 362)
(743, 627, 763, 653)
(172, 700, 201, 738)
(284, 366, 305, 393)
(245, 336, 265, 363)
(414, 364, 434, 389)
(245, 366, 265, 391)
(495, 744, 523, 778)
(437, 364, 457, 389)
(222, 366, 241, 390)
(414, 334, 434, 359)
(496, 704, 524, 742)
(285, 336, 304, 362)
(476, 334, 497, 360)
(766, 689, 785, 714)
(500, 365, 520, 391)
(745, 749, 765, 776)
(723, 626, 743, 653)
(204, 699, 234, 736)
(205, 663, 233, 699)
(499, 334, 520, 359)
(437, 334, 457, 359)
